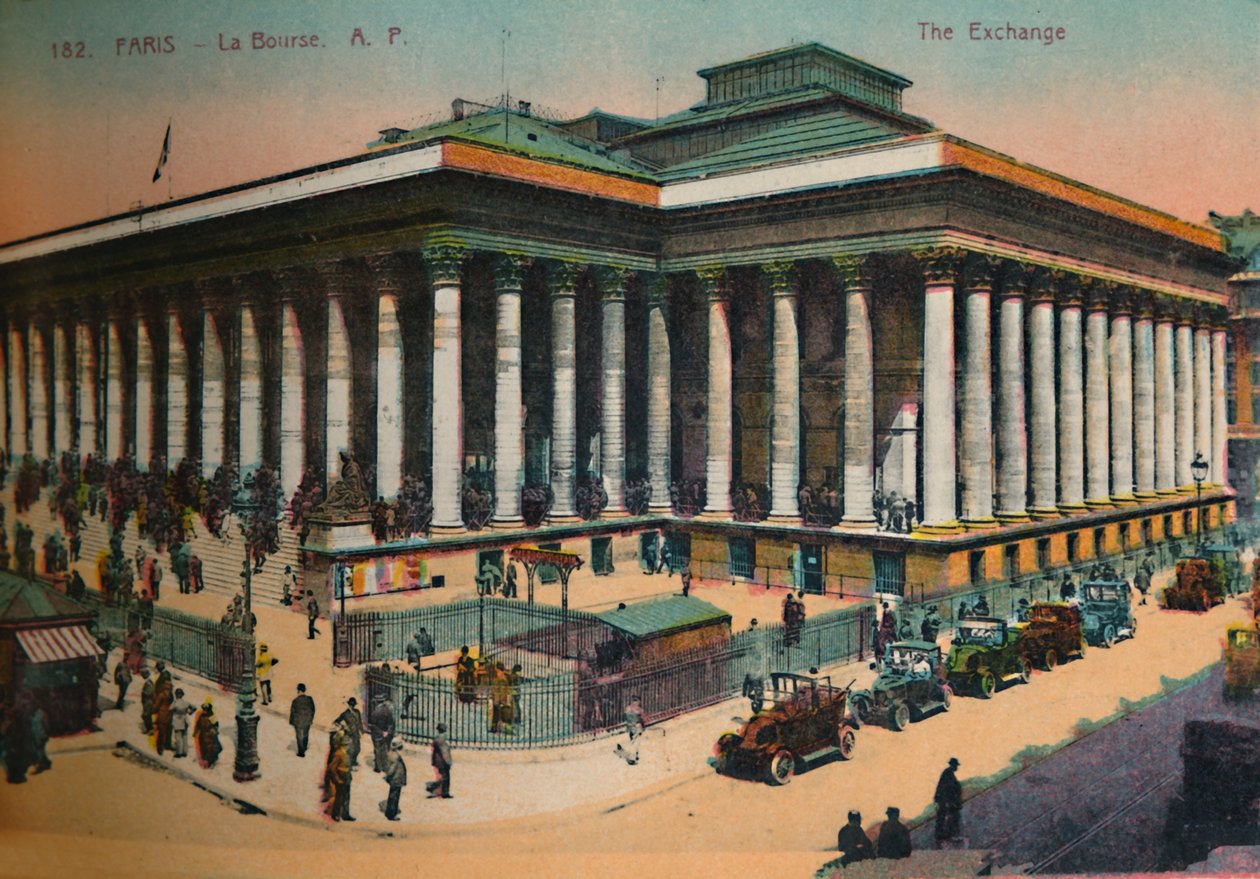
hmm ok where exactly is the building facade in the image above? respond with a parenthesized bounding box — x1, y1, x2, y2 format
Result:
(0, 44, 1241, 606)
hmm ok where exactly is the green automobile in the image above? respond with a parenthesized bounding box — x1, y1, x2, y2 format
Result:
(945, 617, 1033, 698)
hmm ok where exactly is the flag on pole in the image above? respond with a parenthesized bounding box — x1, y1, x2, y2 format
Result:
(152, 121, 171, 183)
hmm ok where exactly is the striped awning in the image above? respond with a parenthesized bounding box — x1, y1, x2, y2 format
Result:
(15, 625, 104, 664)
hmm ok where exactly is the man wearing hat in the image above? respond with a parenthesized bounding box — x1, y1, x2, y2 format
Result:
(426, 723, 452, 798)
(288, 683, 316, 757)
(836, 810, 874, 865)
(369, 695, 396, 773)
(255, 644, 279, 706)
(877, 806, 912, 859)
(934, 757, 963, 847)
(383, 738, 407, 821)
(335, 697, 365, 767)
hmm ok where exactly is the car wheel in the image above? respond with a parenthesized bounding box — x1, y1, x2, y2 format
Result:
(749, 696, 764, 715)
(1018, 657, 1033, 684)
(977, 671, 996, 699)
(837, 725, 856, 760)
(889, 701, 910, 731)
(940, 684, 953, 712)
(767, 749, 795, 785)
(1043, 649, 1058, 671)
(850, 695, 870, 727)
(1103, 625, 1117, 648)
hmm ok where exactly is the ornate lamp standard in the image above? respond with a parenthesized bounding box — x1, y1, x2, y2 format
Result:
(231, 474, 261, 782)
(1191, 452, 1209, 552)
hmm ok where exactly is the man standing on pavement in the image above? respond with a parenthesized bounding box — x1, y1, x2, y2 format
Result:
(171, 688, 194, 758)
(113, 658, 132, 710)
(934, 757, 963, 848)
(877, 806, 912, 859)
(289, 683, 316, 757)
(327, 733, 354, 821)
(154, 684, 173, 755)
(334, 697, 364, 767)
(613, 693, 645, 765)
(306, 592, 321, 639)
(255, 643, 278, 706)
(680, 565, 692, 598)
(28, 701, 51, 774)
(139, 668, 155, 734)
(836, 810, 874, 865)
(405, 632, 424, 670)
(369, 695, 396, 773)
(426, 723, 452, 798)
(383, 738, 407, 820)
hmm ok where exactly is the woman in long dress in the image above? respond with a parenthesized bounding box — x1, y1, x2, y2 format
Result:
(194, 701, 222, 768)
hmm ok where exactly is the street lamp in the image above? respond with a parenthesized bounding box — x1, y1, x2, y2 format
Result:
(1191, 452, 1209, 552)
(231, 474, 260, 782)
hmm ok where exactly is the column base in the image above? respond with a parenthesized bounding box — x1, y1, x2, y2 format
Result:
(1155, 487, 1180, 497)
(1084, 498, 1115, 510)
(995, 511, 1032, 525)
(491, 517, 526, 531)
(600, 508, 630, 520)
(1110, 493, 1140, 506)
(913, 521, 962, 536)
(766, 513, 803, 527)
(1028, 506, 1061, 521)
(648, 503, 673, 514)
(1057, 503, 1089, 515)
(547, 512, 582, 525)
(429, 523, 467, 537)
(1176, 485, 1198, 495)
(1133, 490, 1160, 501)
(695, 509, 732, 522)
(961, 516, 1000, 530)
(835, 516, 877, 531)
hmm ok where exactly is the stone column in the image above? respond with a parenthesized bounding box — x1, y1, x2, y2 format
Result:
(959, 255, 997, 528)
(763, 260, 801, 523)
(548, 263, 580, 520)
(325, 297, 351, 485)
(1108, 291, 1136, 503)
(279, 304, 305, 500)
(917, 248, 961, 531)
(833, 255, 875, 528)
(996, 268, 1029, 522)
(375, 292, 403, 499)
(646, 275, 672, 511)
(239, 307, 263, 474)
(1212, 326, 1228, 486)
(135, 318, 153, 467)
(1195, 325, 1212, 476)
(76, 322, 97, 459)
(492, 254, 526, 527)
(29, 326, 48, 460)
(597, 266, 629, 515)
(699, 266, 733, 517)
(1175, 320, 1194, 490)
(1057, 284, 1086, 512)
(52, 325, 70, 458)
(201, 313, 224, 477)
(427, 245, 466, 533)
(105, 321, 123, 462)
(1028, 275, 1058, 518)
(7, 326, 25, 458)
(1083, 286, 1111, 508)
(167, 314, 188, 466)
(1132, 300, 1157, 498)
(1154, 308, 1177, 494)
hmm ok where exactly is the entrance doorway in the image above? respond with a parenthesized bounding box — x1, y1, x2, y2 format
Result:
(798, 544, 823, 594)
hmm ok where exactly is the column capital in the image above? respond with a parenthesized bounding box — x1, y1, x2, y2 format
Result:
(1107, 284, 1136, 316)
(592, 264, 631, 301)
(1084, 279, 1118, 312)
(546, 259, 582, 297)
(761, 260, 798, 297)
(1152, 294, 1179, 323)
(696, 265, 731, 302)
(913, 246, 965, 285)
(830, 253, 874, 290)
(645, 273, 671, 307)
(493, 252, 531, 291)
(961, 253, 1001, 291)
(422, 244, 468, 286)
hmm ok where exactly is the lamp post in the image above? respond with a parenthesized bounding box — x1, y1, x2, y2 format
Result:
(231, 475, 260, 782)
(1191, 452, 1209, 552)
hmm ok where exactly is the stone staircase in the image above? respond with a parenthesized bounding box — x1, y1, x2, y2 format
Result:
(5, 482, 302, 611)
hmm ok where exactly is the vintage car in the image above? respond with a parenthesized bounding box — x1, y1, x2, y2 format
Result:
(850, 640, 951, 731)
(1161, 556, 1227, 612)
(1201, 544, 1245, 596)
(1019, 602, 1086, 670)
(713, 671, 856, 785)
(945, 617, 1032, 698)
(1080, 578, 1137, 647)
(1224, 622, 1260, 700)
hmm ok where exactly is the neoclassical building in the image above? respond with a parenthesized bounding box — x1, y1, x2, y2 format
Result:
(0, 44, 1241, 602)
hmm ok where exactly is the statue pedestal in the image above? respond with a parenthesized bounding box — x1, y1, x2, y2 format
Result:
(304, 514, 373, 551)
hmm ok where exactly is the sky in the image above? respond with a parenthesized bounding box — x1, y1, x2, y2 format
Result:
(0, 0, 1257, 245)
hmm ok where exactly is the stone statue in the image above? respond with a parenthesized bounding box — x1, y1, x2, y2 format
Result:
(316, 451, 370, 516)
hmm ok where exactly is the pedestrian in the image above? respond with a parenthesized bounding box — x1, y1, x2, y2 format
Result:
(836, 810, 875, 866)
(4, 697, 30, 784)
(149, 559, 163, 602)
(194, 701, 222, 768)
(327, 732, 355, 821)
(657, 541, 672, 576)
(289, 683, 316, 757)
(416, 627, 435, 660)
(113, 658, 132, 710)
(171, 688, 193, 758)
(1059, 573, 1077, 602)
(878, 601, 897, 657)
(28, 702, 51, 774)
(188, 553, 203, 593)
(369, 695, 396, 772)
(139, 668, 155, 734)
(383, 738, 407, 821)
(934, 757, 963, 848)
(455, 645, 476, 703)
(921, 605, 942, 642)
(334, 697, 364, 767)
(680, 565, 692, 598)
(973, 593, 990, 617)
(405, 632, 424, 670)
(503, 561, 518, 598)
(154, 684, 173, 755)
(124, 626, 146, 673)
(426, 723, 453, 798)
(613, 693, 645, 765)
(306, 592, 321, 639)
(281, 564, 298, 606)
(255, 643, 279, 706)
(877, 806, 912, 859)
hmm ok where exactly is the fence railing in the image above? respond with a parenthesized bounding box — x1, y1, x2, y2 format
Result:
(80, 589, 251, 687)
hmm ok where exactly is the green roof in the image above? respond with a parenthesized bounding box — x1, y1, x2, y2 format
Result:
(658, 107, 917, 179)
(597, 596, 731, 639)
(0, 572, 93, 624)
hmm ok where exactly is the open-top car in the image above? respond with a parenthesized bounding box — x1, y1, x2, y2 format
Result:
(850, 640, 951, 731)
(1080, 578, 1137, 647)
(1162, 556, 1227, 612)
(714, 671, 856, 785)
(945, 617, 1033, 698)
(1019, 602, 1086, 670)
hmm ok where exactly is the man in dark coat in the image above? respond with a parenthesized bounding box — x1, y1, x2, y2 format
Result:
(369, 696, 395, 772)
(334, 697, 364, 767)
(877, 806, 912, 859)
(426, 723, 452, 798)
(139, 668, 155, 734)
(836, 810, 874, 865)
(383, 738, 407, 820)
(327, 733, 354, 821)
(113, 659, 132, 710)
(289, 684, 316, 757)
(934, 757, 963, 847)
(306, 592, 321, 639)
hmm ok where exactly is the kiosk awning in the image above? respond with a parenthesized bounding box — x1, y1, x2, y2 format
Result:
(15, 625, 103, 664)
